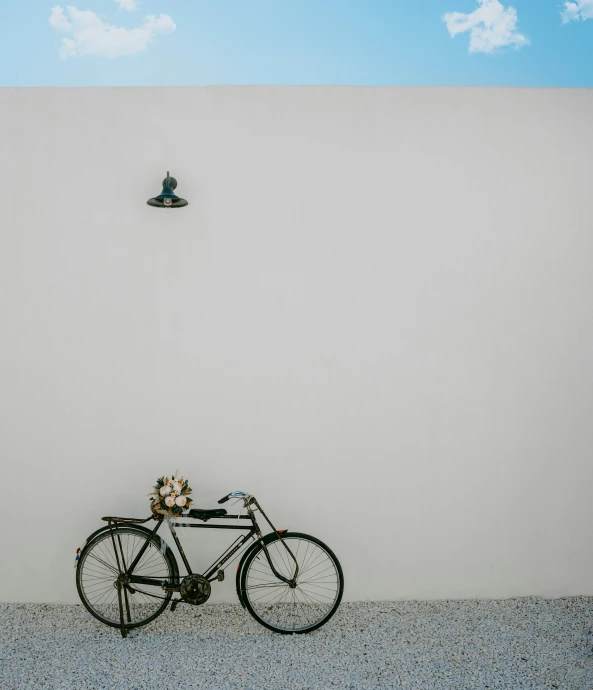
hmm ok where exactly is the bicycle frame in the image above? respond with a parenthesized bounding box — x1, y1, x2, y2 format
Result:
(107, 499, 298, 593)
(100, 495, 301, 637)
(126, 513, 257, 588)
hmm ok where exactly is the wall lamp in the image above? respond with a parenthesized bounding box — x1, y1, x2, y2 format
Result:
(147, 172, 188, 208)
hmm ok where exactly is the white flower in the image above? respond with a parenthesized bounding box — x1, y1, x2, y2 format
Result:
(164, 495, 176, 507)
(175, 495, 187, 507)
(160, 485, 171, 496)
(172, 482, 182, 494)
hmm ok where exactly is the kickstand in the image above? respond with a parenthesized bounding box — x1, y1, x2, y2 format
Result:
(116, 581, 128, 638)
(107, 519, 129, 639)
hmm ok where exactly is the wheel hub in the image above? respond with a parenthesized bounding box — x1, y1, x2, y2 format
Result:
(113, 574, 129, 589)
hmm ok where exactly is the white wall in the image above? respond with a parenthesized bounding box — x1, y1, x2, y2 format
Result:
(1, 86, 592, 604)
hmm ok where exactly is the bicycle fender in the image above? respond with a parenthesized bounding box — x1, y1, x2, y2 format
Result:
(235, 532, 283, 609)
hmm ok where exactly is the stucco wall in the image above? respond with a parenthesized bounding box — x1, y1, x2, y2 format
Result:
(1, 86, 592, 604)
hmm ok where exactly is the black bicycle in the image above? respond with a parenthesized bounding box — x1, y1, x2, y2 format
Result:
(76, 491, 344, 637)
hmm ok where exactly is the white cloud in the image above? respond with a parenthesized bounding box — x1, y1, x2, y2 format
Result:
(115, 0, 138, 11)
(561, 1, 593, 22)
(443, 0, 529, 54)
(49, 6, 72, 32)
(49, 5, 175, 59)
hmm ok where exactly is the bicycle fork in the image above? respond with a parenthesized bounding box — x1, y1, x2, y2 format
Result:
(248, 499, 300, 586)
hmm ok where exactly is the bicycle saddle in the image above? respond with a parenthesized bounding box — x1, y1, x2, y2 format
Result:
(188, 508, 227, 520)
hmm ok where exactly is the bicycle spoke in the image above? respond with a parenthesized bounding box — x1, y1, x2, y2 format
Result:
(244, 535, 341, 633)
(78, 528, 173, 628)
(87, 552, 119, 574)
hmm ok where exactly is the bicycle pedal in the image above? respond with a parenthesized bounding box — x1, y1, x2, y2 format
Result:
(217, 570, 225, 582)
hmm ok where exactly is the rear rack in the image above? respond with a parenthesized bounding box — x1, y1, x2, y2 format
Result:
(101, 516, 154, 524)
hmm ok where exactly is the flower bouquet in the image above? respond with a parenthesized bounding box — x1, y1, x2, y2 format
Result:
(149, 474, 193, 517)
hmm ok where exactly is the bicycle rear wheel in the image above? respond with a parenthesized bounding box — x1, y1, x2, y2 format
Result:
(76, 526, 177, 629)
(239, 531, 343, 634)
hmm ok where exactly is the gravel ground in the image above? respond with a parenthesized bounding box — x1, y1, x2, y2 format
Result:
(1, 598, 592, 689)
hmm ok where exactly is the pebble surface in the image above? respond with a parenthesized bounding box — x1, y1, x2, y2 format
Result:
(1, 598, 592, 689)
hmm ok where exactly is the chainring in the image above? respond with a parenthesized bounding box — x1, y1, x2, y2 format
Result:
(180, 574, 211, 606)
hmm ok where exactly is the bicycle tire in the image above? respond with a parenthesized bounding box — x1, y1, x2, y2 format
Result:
(76, 525, 178, 630)
(239, 531, 344, 634)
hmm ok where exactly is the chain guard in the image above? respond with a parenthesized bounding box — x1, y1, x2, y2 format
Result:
(180, 574, 211, 606)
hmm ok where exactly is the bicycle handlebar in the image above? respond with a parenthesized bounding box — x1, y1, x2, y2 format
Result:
(218, 491, 251, 504)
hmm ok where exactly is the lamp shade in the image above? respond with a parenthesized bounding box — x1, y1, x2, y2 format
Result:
(147, 172, 188, 208)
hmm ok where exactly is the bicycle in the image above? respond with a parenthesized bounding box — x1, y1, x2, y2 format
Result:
(76, 491, 344, 637)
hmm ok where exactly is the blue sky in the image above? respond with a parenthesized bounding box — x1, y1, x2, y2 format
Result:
(0, 0, 592, 87)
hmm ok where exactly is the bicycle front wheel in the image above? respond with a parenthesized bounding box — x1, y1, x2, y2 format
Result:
(240, 531, 344, 634)
(76, 526, 177, 629)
